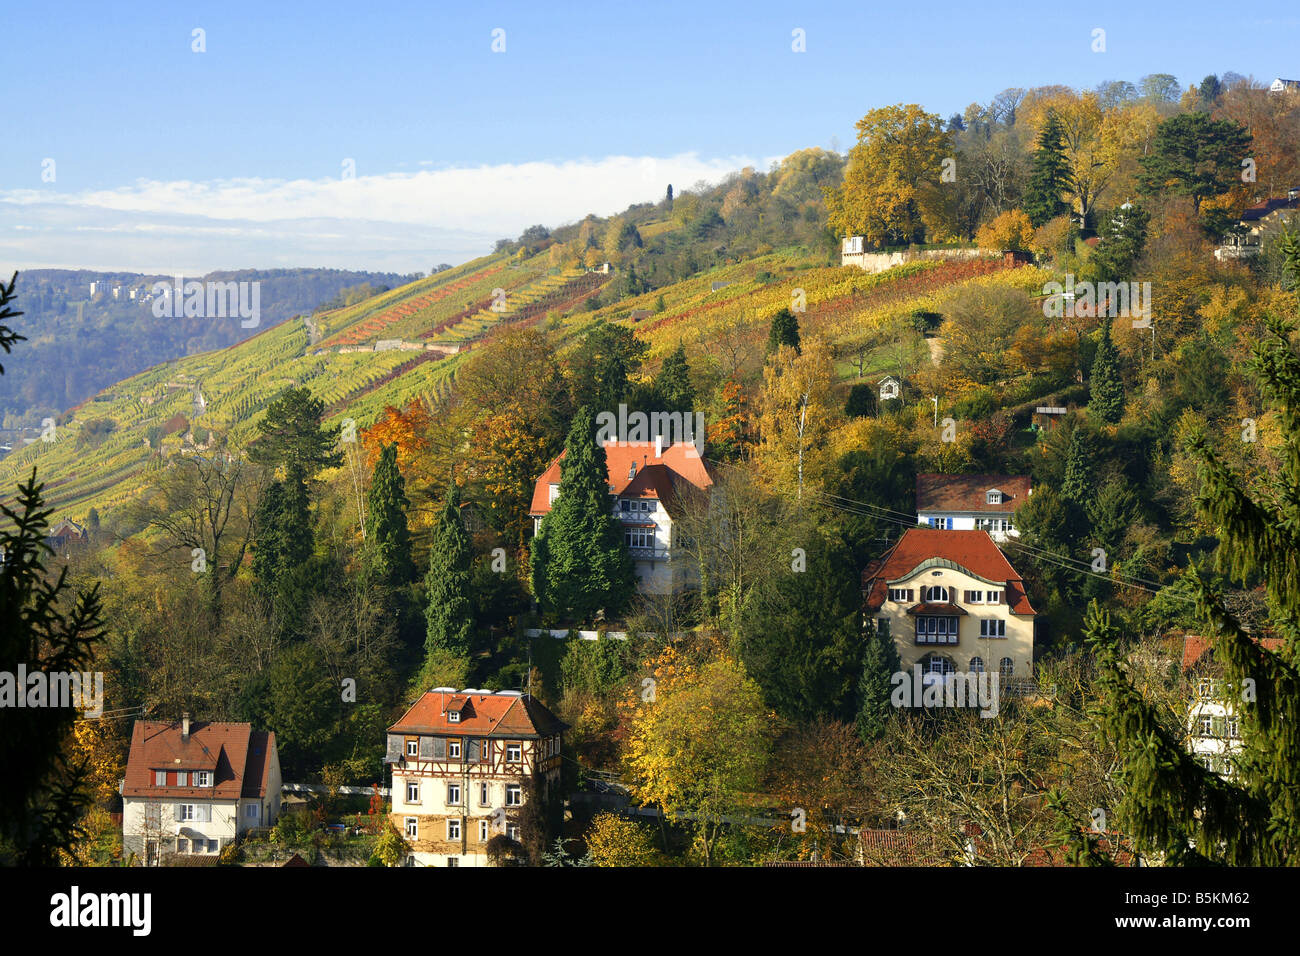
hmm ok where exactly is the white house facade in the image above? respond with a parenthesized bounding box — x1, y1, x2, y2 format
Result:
(915, 473, 1031, 542)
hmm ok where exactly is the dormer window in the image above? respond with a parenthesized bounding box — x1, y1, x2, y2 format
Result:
(448, 711, 461, 723)
(987, 490, 1002, 505)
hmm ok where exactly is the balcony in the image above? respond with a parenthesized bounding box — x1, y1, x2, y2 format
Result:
(628, 547, 670, 561)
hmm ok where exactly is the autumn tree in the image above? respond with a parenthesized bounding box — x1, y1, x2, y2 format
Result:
(584, 812, 661, 866)
(757, 338, 837, 499)
(975, 208, 1035, 251)
(825, 104, 954, 246)
(624, 654, 773, 866)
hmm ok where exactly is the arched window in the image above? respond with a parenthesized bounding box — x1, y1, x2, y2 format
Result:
(923, 654, 955, 675)
(923, 585, 949, 603)
(969, 657, 985, 673)
(999, 657, 1014, 680)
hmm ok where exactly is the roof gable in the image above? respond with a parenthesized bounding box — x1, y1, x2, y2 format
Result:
(863, 529, 1035, 615)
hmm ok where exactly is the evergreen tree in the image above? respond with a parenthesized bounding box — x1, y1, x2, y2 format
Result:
(365, 443, 414, 589)
(737, 534, 863, 722)
(1090, 301, 1300, 864)
(1023, 111, 1073, 228)
(856, 617, 901, 743)
(1060, 424, 1097, 504)
(425, 482, 474, 657)
(247, 386, 342, 487)
(1089, 204, 1150, 285)
(0, 272, 107, 866)
(531, 406, 635, 621)
(1088, 318, 1125, 424)
(767, 307, 801, 356)
(1137, 112, 1252, 214)
(654, 343, 695, 412)
(251, 478, 312, 595)
(844, 383, 876, 418)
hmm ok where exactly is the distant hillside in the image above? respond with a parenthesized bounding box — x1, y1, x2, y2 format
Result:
(0, 267, 418, 424)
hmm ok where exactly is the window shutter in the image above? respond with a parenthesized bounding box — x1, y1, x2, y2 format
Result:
(198, 804, 211, 823)
(174, 803, 185, 821)
(467, 739, 481, 763)
(432, 737, 447, 759)
(419, 735, 435, 759)
(385, 734, 403, 763)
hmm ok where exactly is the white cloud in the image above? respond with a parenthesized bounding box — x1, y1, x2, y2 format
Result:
(0, 152, 773, 274)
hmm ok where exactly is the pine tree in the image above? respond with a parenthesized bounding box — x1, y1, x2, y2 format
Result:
(1089, 302, 1300, 864)
(767, 307, 801, 356)
(251, 478, 312, 595)
(1088, 318, 1125, 424)
(654, 343, 695, 412)
(530, 406, 635, 621)
(365, 443, 414, 589)
(1060, 425, 1096, 504)
(1023, 111, 1073, 228)
(856, 617, 901, 743)
(425, 482, 474, 657)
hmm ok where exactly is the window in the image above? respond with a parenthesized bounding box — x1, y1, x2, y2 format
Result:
(999, 658, 1015, 680)
(987, 491, 1001, 505)
(505, 784, 522, 806)
(915, 616, 959, 644)
(925, 656, 955, 675)
(448, 783, 461, 806)
(620, 499, 630, 512)
(177, 837, 189, 854)
(986, 591, 1002, 604)
(406, 739, 419, 757)
(625, 528, 655, 549)
(1200, 716, 1215, 736)
(922, 585, 949, 602)
(887, 588, 914, 603)
(193, 771, 211, 787)
(154, 770, 166, 786)
(970, 656, 985, 673)
(479, 820, 490, 842)
(481, 741, 491, 762)
(406, 781, 420, 803)
(876, 618, 891, 640)
(205, 839, 218, 853)
(447, 857, 459, 867)
(1227, 717, 1240, 739)
(964, 590, 983, 603)
(549, 484, 560, 505)
(447, 819, 461, 840)
(177, 804, 195, 822)
(479, 782, 490, 806)
(980, 619, 1006, 638)
(506, 743, 522, 763)
(449, 740, 461, 759)
(404, 817, 418, 838)
(448, 711, 461, 723)
(246, 804, 259, 820)
(507, 824, 520, 841)
(177, 771, 188, 787)
(928, 517, 951, 529)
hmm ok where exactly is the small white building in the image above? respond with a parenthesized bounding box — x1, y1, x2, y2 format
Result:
(121, 714, 281, 865)
(915, 474, 1031, 542)
(1269, 78, 1300, 93)
(879, 375, 901, 401)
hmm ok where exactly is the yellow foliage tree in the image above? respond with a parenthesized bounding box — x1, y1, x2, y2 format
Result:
(756, 337, 838, 499)
(976, 209, 1036, 251)
(584, 812, 660, 867)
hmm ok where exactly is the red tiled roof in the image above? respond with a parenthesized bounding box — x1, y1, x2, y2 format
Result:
(863, 529, 1035, 615)
(1181, 633, 1285, 671)
(529, 441, 714, 519)
(916, 473, 1031, 514)
(1242, 196, 1300, 222)
(389, 691, 565, 738)
(906, 601, 968, 616)
(123, 719, 275, 800)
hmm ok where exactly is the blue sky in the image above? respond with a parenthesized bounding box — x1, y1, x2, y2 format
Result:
(4, 0, 1296, 273)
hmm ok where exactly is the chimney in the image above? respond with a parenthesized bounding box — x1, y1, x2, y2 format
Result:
(182, 712, 191, 740)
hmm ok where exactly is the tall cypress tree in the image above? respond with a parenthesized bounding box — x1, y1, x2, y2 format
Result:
(366, 443, 414, 589)
(1088, 318, 1125, 424)
(856, 617, 902, 743)
(1089, 304, 1300, 864)
(425, 482, 474, 657)
(1023, 111, 1073, 228)
(654, 343, 695, 412)
(530, 406, 635, 621)
(1060, 424, 1097, 505)
(767, 308, 801, 356)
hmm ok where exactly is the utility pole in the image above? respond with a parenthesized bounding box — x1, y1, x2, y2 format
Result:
(931, 396, 938, 428)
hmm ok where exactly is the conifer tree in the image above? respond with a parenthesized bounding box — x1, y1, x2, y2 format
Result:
(1089, 204, 1150, 285)
(767, 308, 801, 356)
(425, 482, 474, 657)
(1088, 318, 1125, 424)
(1089, 304, 1300, 864)
(530, 406, 635, 621)
(654, 343, 695, 412)
(1060, 424, 1097, 504)
(1023, 111, 1073, 228)
(856, 617, 902, 743)
(365, 443, 414, 589)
